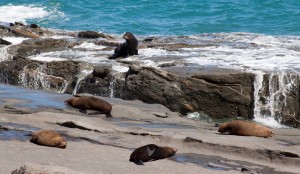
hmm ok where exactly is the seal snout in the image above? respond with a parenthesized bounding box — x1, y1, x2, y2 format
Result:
(58, 141, 67, 149)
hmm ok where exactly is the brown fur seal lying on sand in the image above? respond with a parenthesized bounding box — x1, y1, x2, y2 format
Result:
(65, 96, 112, 118)
(129, 144, 177, 165)
(30, 130, 67, 148)
(218, 120, 274, 138)
(108, 32, 138, 59)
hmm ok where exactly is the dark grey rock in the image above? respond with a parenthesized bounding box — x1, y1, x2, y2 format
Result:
(122, 65, 255, 120)
(0, 38, 11, 45)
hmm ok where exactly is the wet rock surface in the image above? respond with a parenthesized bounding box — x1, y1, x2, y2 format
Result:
(0, 24, 300, 128)
(0, 86, 299, 174)
(12, 163, 88, 174)
(123, 65, 255, 119)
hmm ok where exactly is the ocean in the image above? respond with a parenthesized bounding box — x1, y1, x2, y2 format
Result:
(1, 0, 300, 128)
(0, 0, 299, 36)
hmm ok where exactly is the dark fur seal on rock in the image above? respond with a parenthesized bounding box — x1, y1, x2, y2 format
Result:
(218, 120, 274, 138)
(108, 32, 138, 59)
(30, 130, 67, 148)
(129, 144, 177, 165)
(64, 96, 112, 118)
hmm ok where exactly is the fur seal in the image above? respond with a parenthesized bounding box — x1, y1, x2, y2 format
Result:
(129, 144, 177, 165)
(218, 120, 274, 138)
(65, 96, 112, 118)
(108, 32, 138, 59)
(30, 130, 67, 148)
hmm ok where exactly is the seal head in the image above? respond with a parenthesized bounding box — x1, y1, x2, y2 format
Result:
(129, 144, 177, 165)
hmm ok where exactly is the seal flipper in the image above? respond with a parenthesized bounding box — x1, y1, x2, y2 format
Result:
(79, 108, 87, 114)
(135, 159, 144, 165)
(105, 113, 113, 118)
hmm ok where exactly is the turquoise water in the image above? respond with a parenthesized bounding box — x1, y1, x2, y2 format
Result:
(0, 0, 299, 35)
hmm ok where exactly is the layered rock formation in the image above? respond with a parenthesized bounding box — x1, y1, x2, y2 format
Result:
(0, 23, 299, 127)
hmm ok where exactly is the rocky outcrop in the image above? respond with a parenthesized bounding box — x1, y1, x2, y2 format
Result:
(0, 23, 76, 38)
(78, 30, 113, 39)
(7, 38, 75, 58)
(0, 38, 11, 45)
(1, 55, 299, 127)
(1, 25, 299, 127)
(256, 73, 300, 128)
(122, 65, 255, 119)
(76, 64, 125, 97)
(0, 57, 80, 92)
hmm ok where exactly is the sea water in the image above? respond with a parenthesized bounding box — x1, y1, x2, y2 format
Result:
(1, 0, 300, 128)
(0, 0, 299, 35)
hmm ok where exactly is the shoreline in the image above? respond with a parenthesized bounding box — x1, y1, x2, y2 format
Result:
(0, 85, 299, 174)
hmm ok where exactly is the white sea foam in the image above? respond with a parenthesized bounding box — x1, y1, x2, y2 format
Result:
(45, 35, 75, 39)
(187, 112, 212, 122)
(183, 34, 300, 72)
(29, 56, 67, 62)
(74, 43, 106, 50)
(2, 37, 28, 45)
(0, 4, 50, 24)
(112, 63, 129, 73)
(254, 117, 288, 128)
(72, 69, 93, 95)
(0, 37, 29, 61)
(138, 48, 168, 57)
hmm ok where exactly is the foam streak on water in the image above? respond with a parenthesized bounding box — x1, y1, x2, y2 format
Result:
(0, 4, 51, 24)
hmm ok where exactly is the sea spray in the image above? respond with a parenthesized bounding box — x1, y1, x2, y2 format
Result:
(0, 45, 10, 62)
(253, 71, 298, 128)
(109, 75, 116, 98)
(187, 112, 212, 123)
(108, 63, 130, 98)
(18, 64, 68, 93)
(72, 63, 94, 95)
(72, 69, 93, 95)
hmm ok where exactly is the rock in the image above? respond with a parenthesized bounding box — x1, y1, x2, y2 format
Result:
(0, 57, 80, 92)
(123, 65, 254, 119)
(11, 28, 39, 38)
(0, 24, 75, 39)
(14, 22, 25, 26)
(11, 163, 88, 174)
(0, 38, 12, 45)
(0, 25, 299, 127)
(30, 24, 39, 28)
(78, 31, 101, 38)
(7, 38, 73, 58)
(151, 112, 168, 118)
(92, 65, 111, 78)
(74, 64, 125, 97)
(78, 31, 110, 39)
(255, 73, 300, 128)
